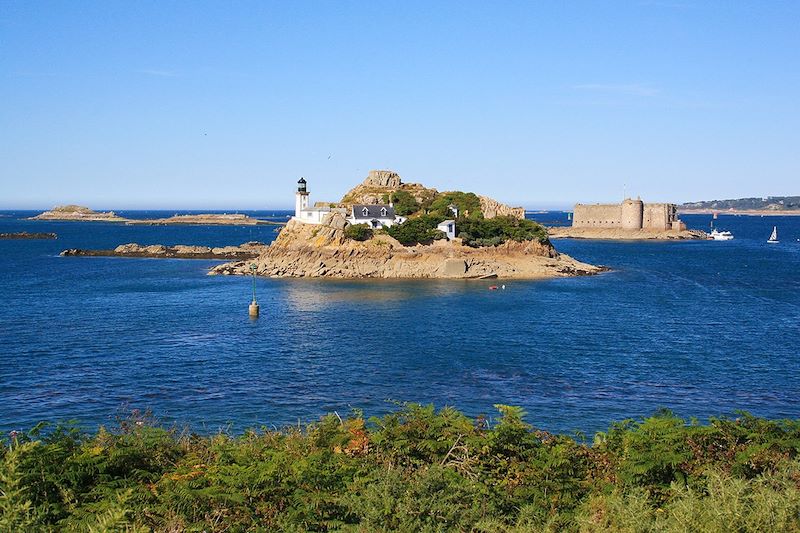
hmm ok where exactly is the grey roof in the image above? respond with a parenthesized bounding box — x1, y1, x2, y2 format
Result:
(438, 219, 455, 225)
(352, 204, 395, 220)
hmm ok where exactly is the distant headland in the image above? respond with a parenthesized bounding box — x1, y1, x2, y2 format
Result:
(680, 196, 800, 216)
(212, 170, 604, 280)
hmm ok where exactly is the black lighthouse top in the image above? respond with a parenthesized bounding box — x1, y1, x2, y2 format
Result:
(297, 177, 307, 193)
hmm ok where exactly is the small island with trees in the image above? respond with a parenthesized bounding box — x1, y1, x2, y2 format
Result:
(212, 171, 603, 280)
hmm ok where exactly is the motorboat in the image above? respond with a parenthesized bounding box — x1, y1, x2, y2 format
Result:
(709, 229, 734, 241)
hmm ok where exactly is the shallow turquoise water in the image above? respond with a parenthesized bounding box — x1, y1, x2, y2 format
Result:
(1, 211, 799, 434)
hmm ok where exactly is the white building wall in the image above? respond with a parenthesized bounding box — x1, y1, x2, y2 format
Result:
(437, 221, 456, 240)
(295, 192, 309, 218)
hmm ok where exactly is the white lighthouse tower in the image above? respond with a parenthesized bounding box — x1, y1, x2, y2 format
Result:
(295, 177, 309, 219)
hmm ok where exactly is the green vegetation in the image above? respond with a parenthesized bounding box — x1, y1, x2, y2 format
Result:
(383, 214, 548, 248)
(382, 191, 420, 216)
(428, 191, 483, 219)
(3, 406, 800, 531)
(385, 216, 446, 245)
(343, 223, 373, 241)
(457, 216, 550, 247)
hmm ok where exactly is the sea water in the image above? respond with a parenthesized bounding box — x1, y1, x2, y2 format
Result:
(1, 211, 799, 435)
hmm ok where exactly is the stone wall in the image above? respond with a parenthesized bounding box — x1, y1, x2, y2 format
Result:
(573, 204, 623, 228)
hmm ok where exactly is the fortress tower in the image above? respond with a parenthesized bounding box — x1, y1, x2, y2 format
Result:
(295, 178, 309, 218)
(620, 198, 644, 230)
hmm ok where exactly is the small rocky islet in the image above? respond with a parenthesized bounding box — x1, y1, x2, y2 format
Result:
(211, 213, 603, 279)
(31, 205, 275, 225)
(0, 231, 58, 239)
(212, 170, 605, 280)
(61, 242, 268, 260)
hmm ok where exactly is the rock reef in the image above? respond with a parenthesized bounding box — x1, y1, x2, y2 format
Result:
(0, 232, 57, 239)
(211, 214, 604, 280)
(31, 206, 276, 225)
(124, 213, 271, 226)
(547, 227, 707, 240)
(61, 242, 268, 260)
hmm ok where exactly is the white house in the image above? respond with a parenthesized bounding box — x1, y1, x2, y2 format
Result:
(437, 219, 456, 240)
(347, 204, 399, 229)
(293, 178, 345, 225)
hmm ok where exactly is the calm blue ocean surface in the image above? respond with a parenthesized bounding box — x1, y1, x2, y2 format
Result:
(1, 210, 799, 435)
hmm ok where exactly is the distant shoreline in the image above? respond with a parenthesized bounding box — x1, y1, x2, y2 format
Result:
(679, 209, 800, 217)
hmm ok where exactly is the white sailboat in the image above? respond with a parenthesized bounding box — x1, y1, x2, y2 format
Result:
(767, 226, 779, 244)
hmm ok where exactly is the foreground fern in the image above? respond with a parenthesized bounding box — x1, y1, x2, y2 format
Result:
(2, 405, 800, 531)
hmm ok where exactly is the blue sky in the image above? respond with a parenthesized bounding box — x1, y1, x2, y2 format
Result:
(1, 1, 798, 209)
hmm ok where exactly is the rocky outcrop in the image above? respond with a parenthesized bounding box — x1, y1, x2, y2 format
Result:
(31, 205, 126, 222)
(61, 242, 268, 259)
(547, 227, 707, 240)
(0, 232, 57, 239)
(125, 214, 273, 226)
(340, 170, 435, 206)
(363, 170, 403, 188)
(478, 195, 525, 220)
(339, 170, 525, 219)
(210, 214, 603, 280)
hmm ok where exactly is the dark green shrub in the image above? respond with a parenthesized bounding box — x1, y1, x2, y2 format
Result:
(5, 406, 800, 531)
(457, 216, 549, 247)
(344, 224, 373, 241)
(429, 191, 483, 219)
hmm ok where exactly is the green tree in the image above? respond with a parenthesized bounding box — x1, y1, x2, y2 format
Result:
(429, 192, 483, 219)
(382, 191, 420, 216)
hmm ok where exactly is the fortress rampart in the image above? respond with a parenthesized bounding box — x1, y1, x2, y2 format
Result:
(573, 199, 685, 231)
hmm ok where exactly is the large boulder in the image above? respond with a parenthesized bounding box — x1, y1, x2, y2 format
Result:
(364, 170, 402, 188)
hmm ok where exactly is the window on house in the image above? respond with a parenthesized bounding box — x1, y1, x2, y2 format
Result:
(380, 208, 387, 217)
(362, 207, 369, 216)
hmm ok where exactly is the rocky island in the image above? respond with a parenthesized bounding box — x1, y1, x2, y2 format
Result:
(61, 242, 267, 260)
(211, 171, 603, 280)
(31, 205, 127, 222)
(548, 227, 707, 240)
(31, 205, 277, 225)
(124, 213, 272, 226)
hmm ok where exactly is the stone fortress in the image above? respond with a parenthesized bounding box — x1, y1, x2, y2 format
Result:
(572, 198, 686, 231)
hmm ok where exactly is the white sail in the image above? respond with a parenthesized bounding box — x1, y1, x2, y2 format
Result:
(768, 226, 778, 243)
